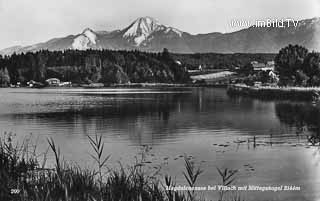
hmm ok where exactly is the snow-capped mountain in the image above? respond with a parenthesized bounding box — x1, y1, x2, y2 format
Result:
(72, 28, 97, 50)
(121, 16, 183, 46)
(123, 16, 163, 46)
(1, 16, 320, 55)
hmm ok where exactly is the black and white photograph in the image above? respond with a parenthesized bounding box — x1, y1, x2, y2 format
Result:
(0, 0, 319, 200)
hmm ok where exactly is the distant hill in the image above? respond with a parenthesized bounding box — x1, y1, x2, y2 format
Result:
(1, 16, 319, 54)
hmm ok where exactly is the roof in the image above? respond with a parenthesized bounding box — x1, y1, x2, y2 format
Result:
(252, 63, 266, 68)
(190, 71, 235, 80)
(46, 78, 60, 81)
(251, 61, 275, 69)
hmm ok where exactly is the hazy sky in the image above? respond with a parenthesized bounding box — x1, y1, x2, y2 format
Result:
(0, 0, 319, 49)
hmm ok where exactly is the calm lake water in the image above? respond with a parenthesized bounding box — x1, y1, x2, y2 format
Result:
(0, 87, 319, 201)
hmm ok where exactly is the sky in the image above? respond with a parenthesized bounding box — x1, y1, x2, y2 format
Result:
(0, 0, 319, 49)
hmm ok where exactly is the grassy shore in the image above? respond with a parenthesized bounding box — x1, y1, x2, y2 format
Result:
(4, 82, 228, 89)
(0, 133, 239, 201)
(108, 83, 228, 88)
(227, 84, 320, 101)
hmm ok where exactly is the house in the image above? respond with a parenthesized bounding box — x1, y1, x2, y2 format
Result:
(266, 61, 275, 67)
(252, 61, 275, 72)
(254, 81, 262, 87)
(27, 80, 45, 88)
(45, 78, 60, 86)
(10, 82, 21, 88)
(59, 81, 72, 87)
(268, 71, 279, 83)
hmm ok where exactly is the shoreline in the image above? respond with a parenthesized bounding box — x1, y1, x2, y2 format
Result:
(3, 82, 229, 89)
(227, 84, 320, 101)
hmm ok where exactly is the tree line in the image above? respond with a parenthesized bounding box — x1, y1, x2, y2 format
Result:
(0, 48, 190, 86)
(173, 53, 275, 70)
(1, 44, 318, 87)
(275, 44, 320, 86)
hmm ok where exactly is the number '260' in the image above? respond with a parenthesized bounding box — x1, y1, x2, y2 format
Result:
(11, 189, 20, 194)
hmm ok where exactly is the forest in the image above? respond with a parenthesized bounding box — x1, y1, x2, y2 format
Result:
(0, 47, 281, 87)
(0, 48, 279, 86)
(0, 48, 190, 86)
(173, 53, 276, 70)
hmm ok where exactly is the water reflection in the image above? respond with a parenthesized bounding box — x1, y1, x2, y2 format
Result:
(1, 88, 282, 144)
(2, 92, 192, 145)
(275, 102, 320, 145)
(1, 88, 320, 200)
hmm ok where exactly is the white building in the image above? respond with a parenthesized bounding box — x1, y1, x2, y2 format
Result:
(252, 61, 275, 72)
(45, 78, 60, 86)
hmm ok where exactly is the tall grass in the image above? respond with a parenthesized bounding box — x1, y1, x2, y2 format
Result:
(88, 134, 110, 201)
(0, 133, 38, 201)
(183, 156, 203, 201)
(216, 168, 237, 201)
(0, 133, 240, 201)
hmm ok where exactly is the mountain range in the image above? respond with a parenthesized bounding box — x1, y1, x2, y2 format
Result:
(1, 16, 319, 55)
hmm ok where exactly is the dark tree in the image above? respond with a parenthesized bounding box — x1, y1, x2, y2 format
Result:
(303, 52, 320, 86)
(275, 44, 309, 86)
(0, 67, 10, 87)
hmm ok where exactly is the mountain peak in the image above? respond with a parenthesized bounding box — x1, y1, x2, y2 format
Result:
(123, 16, 164, 46)
(81, 28, 97, 44)
(71, 28, 97, 50)
(1, 17, 320, 55)
(136, 16, 159, 23)
(122, 16, 183, 46)
(82, 28, 94, 34)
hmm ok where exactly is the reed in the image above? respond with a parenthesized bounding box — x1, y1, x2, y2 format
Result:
(216, 168, 237, 201)
(0, 133, 241, 201)
(183, 155, 203, 201)
(88, 133, 110, 201)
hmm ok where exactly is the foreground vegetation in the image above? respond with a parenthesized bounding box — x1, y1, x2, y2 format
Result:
(0, 133, 239, 201)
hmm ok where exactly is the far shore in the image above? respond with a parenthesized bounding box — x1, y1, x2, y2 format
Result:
(2, 82, 229, 89)
(227, 84, 320, 101)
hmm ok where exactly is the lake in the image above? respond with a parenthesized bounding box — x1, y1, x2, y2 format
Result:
(0, 87, 319, 201)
